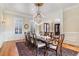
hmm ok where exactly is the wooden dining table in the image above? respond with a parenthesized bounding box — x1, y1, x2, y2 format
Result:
(36, 35, 51, 42)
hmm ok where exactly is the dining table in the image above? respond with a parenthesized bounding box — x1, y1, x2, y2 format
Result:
(36, 35, 51, 42)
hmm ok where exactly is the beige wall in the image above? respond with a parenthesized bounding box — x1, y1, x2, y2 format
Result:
(64, 6, 79, 46)
(64, 7, 79, 32)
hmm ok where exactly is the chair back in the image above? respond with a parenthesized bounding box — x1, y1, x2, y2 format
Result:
(60, 34, 64, 44)
(33, 33, 37, 45)
(48, 34, 64, 56)
(27, 32, 31, 42)
(44, 32, 49, 36)
(58, 34, 65, 48)
(49, 32, 54, 38)
(25, 32, 27, 41)
(54, 34, 64, 50)
(29, 33, 34, 44)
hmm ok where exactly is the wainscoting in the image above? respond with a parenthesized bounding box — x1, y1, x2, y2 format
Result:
(64, 32, 79, 47)
(0, 31, 25, 48)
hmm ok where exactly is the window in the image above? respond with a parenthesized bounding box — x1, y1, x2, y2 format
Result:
(44, 23, 50, 32)
(54, 23, 60, 35)
(14, 16, 23, 34)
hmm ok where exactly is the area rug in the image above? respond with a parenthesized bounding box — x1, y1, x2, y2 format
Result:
(16, 42, 78, 56)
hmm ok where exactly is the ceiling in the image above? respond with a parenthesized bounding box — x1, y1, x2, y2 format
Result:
(0, 3, 79, 15)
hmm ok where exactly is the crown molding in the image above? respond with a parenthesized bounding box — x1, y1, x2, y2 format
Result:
(64, 4, 79, 12)
(0, 7, 32, 17)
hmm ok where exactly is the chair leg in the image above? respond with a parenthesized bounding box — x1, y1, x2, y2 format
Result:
(60, 48, 62, 56)
(36, 48, 38, 56)
(44, 46, 47, 56)
(56, 50, 57, 56)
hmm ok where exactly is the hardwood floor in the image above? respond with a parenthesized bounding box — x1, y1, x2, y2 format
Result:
(0, 39, 79, 56)
(63, 43, 79, 52)
(0, 41, 19, 56)
(0, 39, 25, 56)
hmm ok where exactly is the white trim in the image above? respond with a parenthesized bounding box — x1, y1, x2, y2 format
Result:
(0, 7, 32, 17)
(4, 10, 31, 17)
(64, 4, 79, 11)
(64, 32, 79, 34)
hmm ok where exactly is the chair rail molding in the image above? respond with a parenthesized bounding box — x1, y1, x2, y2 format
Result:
(64, 32, 79, 34)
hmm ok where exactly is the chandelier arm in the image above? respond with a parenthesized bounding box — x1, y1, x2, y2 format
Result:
(33, 3, 44, 24)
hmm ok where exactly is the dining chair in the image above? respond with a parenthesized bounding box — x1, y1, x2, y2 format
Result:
(48, 34, 64, 56)
(25, 32, 32, 47)
(32, 33, 47, 56)
(24, 32, 27, 45)
(48, 32, 54, 38)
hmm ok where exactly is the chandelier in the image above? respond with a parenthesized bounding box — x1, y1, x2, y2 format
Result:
(33, 3, 44, 25)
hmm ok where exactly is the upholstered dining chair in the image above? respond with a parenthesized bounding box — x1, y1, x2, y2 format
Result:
(32, 33, 47, 56)
(24, 32, 28, 45)
(25, 32, 32, 47)
(48, 32, 54, 38)
(48, 34, 64, 56)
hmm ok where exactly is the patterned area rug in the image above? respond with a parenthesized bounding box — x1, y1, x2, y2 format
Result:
(16, 42, 78, 56)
